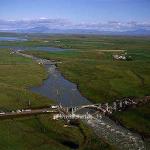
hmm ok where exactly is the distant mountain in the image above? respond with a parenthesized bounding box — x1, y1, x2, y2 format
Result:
(17, 27, 98, 34)
(1, 26, 150, 36)
(121, 29, 150, 35)
(17, 26, 51, 33)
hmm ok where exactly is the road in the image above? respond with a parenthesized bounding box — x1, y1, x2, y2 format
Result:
(0, 107, 58, 119)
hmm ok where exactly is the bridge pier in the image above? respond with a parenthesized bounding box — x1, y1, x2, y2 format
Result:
(66, 107, 69, 113)
(98, 104, 101, 109)
(113, 102, 117, 111)
(119, 101, 123, 110)
(105, 103, 109, 112)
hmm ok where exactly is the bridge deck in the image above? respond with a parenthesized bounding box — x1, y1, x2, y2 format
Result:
(0, 108, 58, 119)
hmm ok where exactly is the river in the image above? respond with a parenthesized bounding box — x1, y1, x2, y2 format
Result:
(0, 36, 147, 149)
(31, 64, 91, 106)
(16, 50, 146, 150)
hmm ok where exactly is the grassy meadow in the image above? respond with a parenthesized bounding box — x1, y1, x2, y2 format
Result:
(0, 46, 113, 149)
(0, 48, 51, 111)
(22, 35, 150, 139)
(0, 114, 114, 150)
(24, 36, 150, 103)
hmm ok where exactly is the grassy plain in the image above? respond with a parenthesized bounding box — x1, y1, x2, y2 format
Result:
(22, 35, 150, 139)
(0, 114, 114, 150)
(0, 46, 113, 149)
(24, 36, 150, 103)
(0, 49, 51, 111)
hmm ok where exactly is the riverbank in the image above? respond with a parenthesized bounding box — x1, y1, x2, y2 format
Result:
(112, 102, 150, 138)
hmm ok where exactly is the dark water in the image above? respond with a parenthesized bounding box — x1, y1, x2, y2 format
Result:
(0, 37, 27, 41)
(31, 64, 91, 107)
(0, 46, 68, 52)
(0, 36, 69, 52)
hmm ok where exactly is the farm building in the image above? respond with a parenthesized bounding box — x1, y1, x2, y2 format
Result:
(113, 53, 132, 61)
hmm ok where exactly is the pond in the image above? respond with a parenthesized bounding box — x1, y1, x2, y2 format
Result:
(0, 36, 27, 41)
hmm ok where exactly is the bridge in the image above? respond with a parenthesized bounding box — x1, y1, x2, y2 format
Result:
(0, 107, 58, 119)
(63, 97, 139, 114)
(54, 98, 147, 150)
(1, 96, 149, 120)
(0, 98, 147, 150)
(53, 96, 150, 121)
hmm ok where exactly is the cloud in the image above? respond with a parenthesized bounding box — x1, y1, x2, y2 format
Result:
(0, 18, 150, 31)
(0, 18, 72, 30)
(72, 21, 150, 31)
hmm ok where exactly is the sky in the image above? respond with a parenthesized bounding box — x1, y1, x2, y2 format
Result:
(0, 0, 150, 31)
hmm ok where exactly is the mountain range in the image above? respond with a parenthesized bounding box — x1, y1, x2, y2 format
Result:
(1, 26, 150, 36)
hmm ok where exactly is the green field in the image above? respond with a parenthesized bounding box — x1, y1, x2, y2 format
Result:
(0, 46, 113, 149)
(24, 36, 150, 103)
(0, 114, 114, 150)
(0, 49, 51, 111)
(22, 35, 150, 139)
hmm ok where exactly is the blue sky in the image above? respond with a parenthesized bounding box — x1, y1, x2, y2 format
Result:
(0, 0, 150, 31)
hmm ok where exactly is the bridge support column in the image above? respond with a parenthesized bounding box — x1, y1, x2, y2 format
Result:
(106, 103, 109, 112)
(113, 102, 117, 111)
(119, 101, 123, 108)
(71, 108, 74, 115)
(98, 104, 102, 109)
(66, 107, 68, 113)
(74, 107, 77, 112)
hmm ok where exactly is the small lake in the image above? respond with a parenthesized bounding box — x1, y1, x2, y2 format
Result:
(0, 37, 27, 41)
(0, 37, 67, 52)
(0, 46, 68, 52)
(0, 36, 68, 52)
